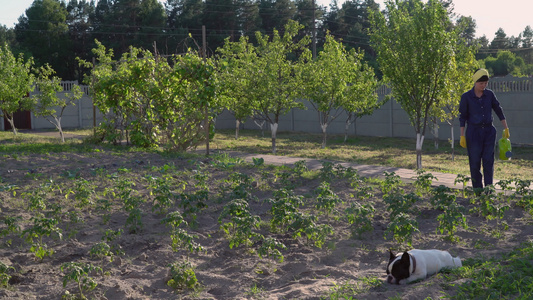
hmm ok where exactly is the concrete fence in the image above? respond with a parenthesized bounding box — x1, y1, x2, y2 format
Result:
(1, 77, 532, 145)
(0, 81, 104, 132)
(216, 75, 533, 145)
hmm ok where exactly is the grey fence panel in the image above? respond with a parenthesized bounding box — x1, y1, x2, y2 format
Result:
(2, 78, 531, 145)
(216, 76, 533, 145)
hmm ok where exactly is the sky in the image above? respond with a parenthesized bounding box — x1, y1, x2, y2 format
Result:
(0, 0, 531, 39)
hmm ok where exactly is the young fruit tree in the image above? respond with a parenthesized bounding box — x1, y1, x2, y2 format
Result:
(369, 0, 464, 169)
(217, 35, 258, 140)
(0, 44, 35, 135)
(298, 33, 380, 148)
(32, 65, 83, 142)
(251, 20, 309, 154)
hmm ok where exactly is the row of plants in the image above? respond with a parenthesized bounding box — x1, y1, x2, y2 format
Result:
(1, 153, 532, 298)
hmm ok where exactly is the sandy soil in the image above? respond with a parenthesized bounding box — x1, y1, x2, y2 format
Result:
(0, 149, 531, 299)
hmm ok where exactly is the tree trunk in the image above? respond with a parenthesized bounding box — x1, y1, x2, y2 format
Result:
(416, 133, 425, 169)
(235, 119, 240, 140)
(433, 119, 439, 149)
(344, 117, 353, 143)
(270, 122, 278, 154)
(450, 123, 455, 161)
(6, 116, 17, 135)
(253, 119, 265, 137)
(321, 123, 328, 149)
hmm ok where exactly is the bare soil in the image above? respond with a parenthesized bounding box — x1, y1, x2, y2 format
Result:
(0, 149, 532, 299)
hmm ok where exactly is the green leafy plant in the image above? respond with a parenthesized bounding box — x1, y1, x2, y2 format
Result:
(145, 174, 179, 214)
(454, 174, 472, 198)
(218, 199, 262, 249)
(470, 186, 510, 234)
(413, 169, 437, 196)
(380, 171, 403, 197)
(315, 181, 342, 216)
(167, 261, 199, 291)
(71, 178, 96, 209)
(89, 241, 114, 264)
(289, 212, 333, 248)
(345, 201, 375, 238)
(101, 229, 124, 256)
(257, 237, 286, 263)
(0, 261, 14, 288)
(115, 178, 144, 233)
(385, 212, 419, 247)
(319, 161, 336, 182)
(61, 262, 102, 299)
(21, 215, 62, 260)
(384, 192, 420, 218)
(268, 188, 304, 233)
(23, 188, 48, 212)
(0, 215, 22, 246)
(430, 185, 468, 242)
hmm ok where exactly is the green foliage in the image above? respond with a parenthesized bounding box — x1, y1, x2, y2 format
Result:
(268, 188, 304, 233)
(218, 199, 262, 249)
(167, 261, 199, 291)
(369, 0, 475, 168)
(170, 228, 204, 254)
(0, 215, 21, 246)
(384, 192, 420, 218)
(345, 201, 375, 239)
(413, 169, 437, 197)
(298, 33, 379, 148)
(315, 181, 342, 216)
(80, 41, 218, 150)
(380, 171, 403, 197)
(289, 212, 333, 248)
(257, 237, 286, 263)
(0, 44, 35, 135)
(385, 212, 419, 247)
(449, 242, 533, 299)
(0, 261, 14, 288)
(431, 186, 468, 241)
(32, 64, 82, 143)
(71, 178, 96, 209)
(454, 174, 473, 199)
(218, 20, 308, 154)
(145, 174, 177, 214)
(61, 262, 102, 299)
(89, 241, 113, 262)
(470, 186, 510, 224)
(22, 215, 62, 260)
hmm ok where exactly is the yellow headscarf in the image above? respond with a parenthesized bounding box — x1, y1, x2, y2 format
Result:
(473, 69, 489, 83)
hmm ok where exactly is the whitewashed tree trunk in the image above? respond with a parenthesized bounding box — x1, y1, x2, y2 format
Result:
(450, 124, 455, 161)
(433, 119, 439, 149)
(416, 133, 425, 169)
(235, 119, 240, 140)
(321, 123, 328, 148)
(344, 117, 353, 143)
(254, 119, 266, 137)
(270, 122, 278, 154)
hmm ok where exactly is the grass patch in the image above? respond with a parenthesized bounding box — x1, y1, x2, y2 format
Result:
(206, 129, 533, 180)
(444, 241, 533, 299)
